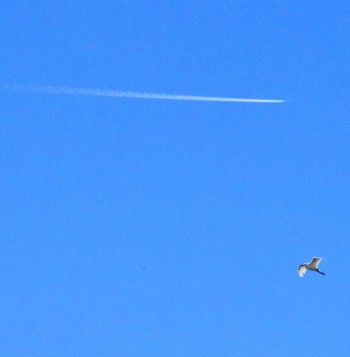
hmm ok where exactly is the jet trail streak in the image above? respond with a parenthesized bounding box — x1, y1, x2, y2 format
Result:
(0, 83, 285, 103)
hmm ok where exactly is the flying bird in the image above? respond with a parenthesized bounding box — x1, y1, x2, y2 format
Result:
(298, 257, 325, 277)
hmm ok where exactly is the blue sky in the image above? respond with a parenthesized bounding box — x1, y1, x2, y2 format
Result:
(1, 2, 350, 356)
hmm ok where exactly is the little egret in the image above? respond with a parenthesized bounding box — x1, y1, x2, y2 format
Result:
(298, 257, 325, 277)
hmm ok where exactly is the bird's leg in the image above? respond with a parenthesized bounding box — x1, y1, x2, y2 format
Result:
(317, 270, 325, 275)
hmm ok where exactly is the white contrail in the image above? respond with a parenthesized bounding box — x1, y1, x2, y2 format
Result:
(0, 83, 285, 103)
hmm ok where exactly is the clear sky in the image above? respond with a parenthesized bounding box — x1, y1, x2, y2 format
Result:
(1, 2, 350, 356)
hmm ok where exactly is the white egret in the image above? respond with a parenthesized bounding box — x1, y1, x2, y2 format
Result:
(298, 257, 325, 277)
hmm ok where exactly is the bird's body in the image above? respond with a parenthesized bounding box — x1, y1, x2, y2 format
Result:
(298, 257, 325, 277)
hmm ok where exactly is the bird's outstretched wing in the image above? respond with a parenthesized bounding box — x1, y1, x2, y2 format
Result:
(298, 265, 307, 277)
(309, 257, 323, 269)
